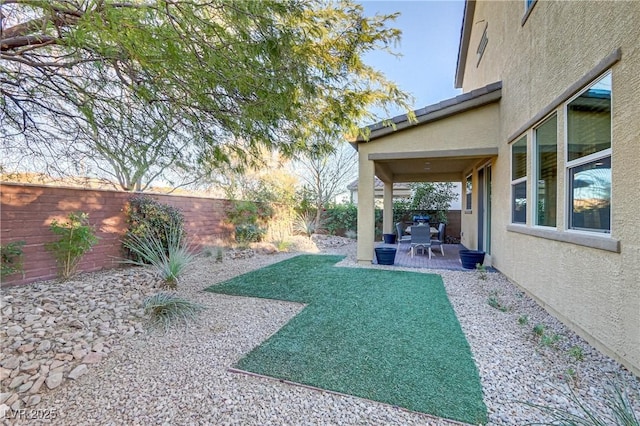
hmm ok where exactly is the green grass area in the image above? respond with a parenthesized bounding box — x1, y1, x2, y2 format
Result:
(205, 255, 487, 424)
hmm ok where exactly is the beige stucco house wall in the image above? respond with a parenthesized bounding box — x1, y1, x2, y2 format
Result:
(352, 0, 640, 376)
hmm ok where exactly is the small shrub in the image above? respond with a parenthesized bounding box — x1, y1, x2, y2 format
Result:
(215, 247, 224, 263)
(124, 196, 185, 263)
(533, 323, 546, 337)
(143, 292, 204, 331)
(274, 239, 291, 252)
(476, 263, 487, 280)
(122, 222, 197, 288)
(540, 332, 561, 348)
(487, 290, 509, 312)
(564, 368, 580, 387)
(518, 315, 529, 326)
(1, 240, 25, 278)
(568, 345, 585, 362)
(345, 229, 357, 239)
(235, 224, 266, 244)
(45, 212, 99, 280)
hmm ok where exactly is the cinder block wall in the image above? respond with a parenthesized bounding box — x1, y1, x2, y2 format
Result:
(0, 183, 233, 286)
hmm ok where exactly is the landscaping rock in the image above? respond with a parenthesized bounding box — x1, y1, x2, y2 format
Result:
(68, 365, 88, 380)
(45, 372, 63, 390)
(1, 241, 639, 425)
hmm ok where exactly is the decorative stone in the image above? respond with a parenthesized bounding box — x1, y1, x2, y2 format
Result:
(17, 343, 35, 353)
(6, 325, 24, 336)
(36, 340, 52, 352)
(82, 352, 102, 364)
(5, 393, 18, 406)
(29, 376, 47, 394)
(17, 381, 33, 393)
(68, 364, 88, 380)
(11, 399, 22, 411)
(19, 360, 40, 373)
(45, 372, 63, 390)
(9, 375, 28, 389)
(68, 319, 84, 329)
(50, 360, 66, 370)
(25, 395, 41, 406)
(0, 367, 11, 381)
(72, 349, 87, 360)
(0, 393, 12, 404)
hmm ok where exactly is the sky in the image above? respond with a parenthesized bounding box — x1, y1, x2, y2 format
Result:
(360, 0, 465, 117)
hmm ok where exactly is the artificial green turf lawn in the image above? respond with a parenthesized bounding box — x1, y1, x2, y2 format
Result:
(205, 255, 487, 424)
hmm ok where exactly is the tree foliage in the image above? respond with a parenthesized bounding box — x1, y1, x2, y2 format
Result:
(408, 182, 459, 223)
(1, 0, 413, 190)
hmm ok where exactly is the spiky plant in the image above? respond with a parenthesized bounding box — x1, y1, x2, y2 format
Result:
(143, 293, 204, 331)
(122, 223, 197, 288)
(293, 212, 319, 238)
(523, 378, 639, 426)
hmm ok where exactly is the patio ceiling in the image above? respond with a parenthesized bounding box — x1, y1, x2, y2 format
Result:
(371, 148, 498, 183)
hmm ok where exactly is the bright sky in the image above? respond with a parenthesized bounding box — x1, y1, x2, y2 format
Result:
(360, 0, 465, 118)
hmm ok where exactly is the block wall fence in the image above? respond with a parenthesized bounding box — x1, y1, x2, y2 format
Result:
(0, 183, 234, 287)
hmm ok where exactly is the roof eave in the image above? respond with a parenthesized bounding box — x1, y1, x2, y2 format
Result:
(454, 0, 476, 89)
(355, 81, 501, 143)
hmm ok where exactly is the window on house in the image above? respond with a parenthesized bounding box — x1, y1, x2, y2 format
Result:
(511, 136, 527, 224)
(534, 115, 557, 227)
(465, 175, 472, 211)
(566, 71, 611, 233)
(476, 23, 488, 66)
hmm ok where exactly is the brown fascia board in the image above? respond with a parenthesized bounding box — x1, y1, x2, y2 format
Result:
(353, 81, 501, 144)
(454, 0, 475, 89)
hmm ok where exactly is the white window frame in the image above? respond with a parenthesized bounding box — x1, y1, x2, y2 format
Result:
(465, 174, 473, 212)
(532, 114, 558, 228)
(511, 136, 528, 225)
(564, 71, 612, 234)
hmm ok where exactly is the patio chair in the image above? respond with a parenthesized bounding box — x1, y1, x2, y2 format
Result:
(396, 222, 411, 246)
(410, 225, 432, 258)
(430, 223, 446, 256)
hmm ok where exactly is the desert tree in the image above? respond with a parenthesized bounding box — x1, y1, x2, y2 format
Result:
(1, 1, 413, 188)
(294, 140, 358, 224)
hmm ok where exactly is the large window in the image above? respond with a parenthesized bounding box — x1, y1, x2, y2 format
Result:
(511, 136, 527, 224)
(534, 115, 557, 227)
(566, 72, 611, 233)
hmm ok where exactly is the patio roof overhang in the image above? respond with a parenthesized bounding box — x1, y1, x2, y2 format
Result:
(350, 81, 502, 185)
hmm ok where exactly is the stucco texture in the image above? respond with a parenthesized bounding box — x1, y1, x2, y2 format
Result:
(462, 0, 640, 375)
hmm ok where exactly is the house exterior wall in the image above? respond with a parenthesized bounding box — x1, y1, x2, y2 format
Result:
(360, 103, 500, 155)
(0, 183, 233, 286)
(460, 0, 640, 375)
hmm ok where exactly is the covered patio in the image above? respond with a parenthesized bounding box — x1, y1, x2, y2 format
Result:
(374, 242, 472, 270)
(350, 82, 502, 266)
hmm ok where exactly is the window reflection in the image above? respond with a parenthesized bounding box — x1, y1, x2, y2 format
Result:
(570, 157, 611, 232)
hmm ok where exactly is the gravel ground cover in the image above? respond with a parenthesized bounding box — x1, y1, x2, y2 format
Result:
(1, 234, 639, 425)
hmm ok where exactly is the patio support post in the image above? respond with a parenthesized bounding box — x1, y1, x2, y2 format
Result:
(383, 181, 393, 234)
(357, 157, 375, 264)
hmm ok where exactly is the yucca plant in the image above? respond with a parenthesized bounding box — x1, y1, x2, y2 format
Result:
(523, 378, 639, 426)
(122, 222, 197, 288)
(143, 292, 204, 331)
(293, 211, 319, 238)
